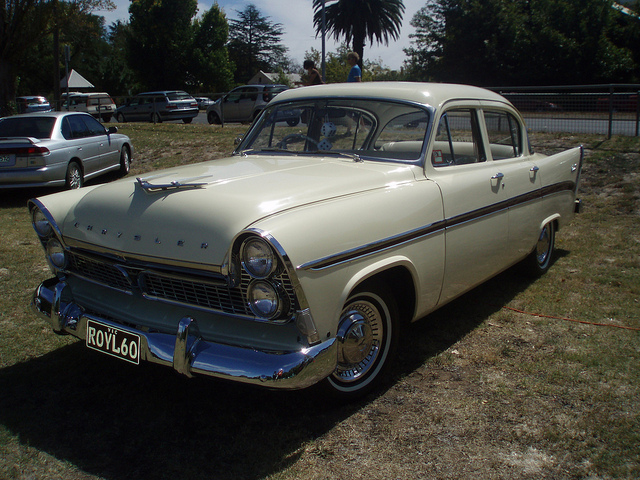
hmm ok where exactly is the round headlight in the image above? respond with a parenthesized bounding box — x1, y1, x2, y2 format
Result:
(241, 237, 276, 279)
(32, 208, 53, 238)
(247, 280, 288, 320)
(46, 238, 67, 270)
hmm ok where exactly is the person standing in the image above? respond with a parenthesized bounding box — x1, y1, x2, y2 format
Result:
(346, 52, 362, 82)
(302, 60, 324, 86)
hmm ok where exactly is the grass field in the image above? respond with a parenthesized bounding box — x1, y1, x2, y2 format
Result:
(0, 123, 638, 479)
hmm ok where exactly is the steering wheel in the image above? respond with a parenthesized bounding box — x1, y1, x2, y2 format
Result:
(278, 133, 320, 150)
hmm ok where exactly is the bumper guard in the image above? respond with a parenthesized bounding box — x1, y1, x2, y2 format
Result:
(31, 277, 337, 390)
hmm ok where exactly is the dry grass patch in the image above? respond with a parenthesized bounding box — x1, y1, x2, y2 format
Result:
(0, 128, 638, 479)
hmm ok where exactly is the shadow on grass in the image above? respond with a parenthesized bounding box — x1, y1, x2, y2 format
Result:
(0, 261, 554, 480)
(0, 174, 126, 209)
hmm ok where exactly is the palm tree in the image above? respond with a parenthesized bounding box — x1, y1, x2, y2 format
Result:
(312, 0, 405, 69)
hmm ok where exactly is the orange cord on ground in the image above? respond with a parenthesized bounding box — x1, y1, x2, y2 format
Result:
(503, 306, 640, 331)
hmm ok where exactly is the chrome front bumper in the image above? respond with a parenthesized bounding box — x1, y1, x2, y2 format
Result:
(31, 277, 337, 390)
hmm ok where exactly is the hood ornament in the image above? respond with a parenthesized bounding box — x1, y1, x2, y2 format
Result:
(136, 176, 208, 193)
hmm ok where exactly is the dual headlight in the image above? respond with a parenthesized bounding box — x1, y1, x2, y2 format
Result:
(240, 236, 289, 321)
(31, 205, 67, 272)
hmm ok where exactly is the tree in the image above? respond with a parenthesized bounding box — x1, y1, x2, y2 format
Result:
(101, 21, 138, 95)
(404, 0, 639, 85)
(128, 0, 197, 90)
(312, 0, 405, 70)
(227, 4, 288, 83)
(189, 5, 234, 92)
(0, 0, 114, 115)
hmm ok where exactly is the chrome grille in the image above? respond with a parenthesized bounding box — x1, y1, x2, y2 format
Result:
(141, 272, 251, 315)
(68, 252, 133, 292)
(65, 250, 298, 318)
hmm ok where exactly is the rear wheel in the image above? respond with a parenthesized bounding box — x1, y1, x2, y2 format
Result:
(524, 221, 555, 276)
(65, 162, 83, 189)
(183, 118, 193, 124)
(207, 111, 221, 124)
(119, 145, 131, 176)
(323, 283, 399, 399)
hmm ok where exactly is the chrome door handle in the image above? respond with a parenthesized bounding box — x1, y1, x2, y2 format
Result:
(491, 172, 504, 180)
(530, 166, 539, 173)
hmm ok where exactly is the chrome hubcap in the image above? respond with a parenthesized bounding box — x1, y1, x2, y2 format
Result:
(334, 300, 382, 383)
(536, 226, 550, 265)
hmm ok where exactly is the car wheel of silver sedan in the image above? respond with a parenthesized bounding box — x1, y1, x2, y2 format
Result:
(325, 283, 399, 398)
(119, 146, 131, 176)
(525, 221, 555, 276)
(65, 162, 84, 189)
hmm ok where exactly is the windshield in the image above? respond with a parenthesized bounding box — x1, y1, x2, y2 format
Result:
(236, 99, 430, 163)
(0, 117, 56, 139)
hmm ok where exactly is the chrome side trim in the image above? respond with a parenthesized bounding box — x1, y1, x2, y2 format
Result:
(32, 278, 337, 390)
(299, 178, 578, 272)
(298, 221, 445, 271)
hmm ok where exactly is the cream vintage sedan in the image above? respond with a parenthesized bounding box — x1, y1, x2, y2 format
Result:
(29, 83, 582, 398)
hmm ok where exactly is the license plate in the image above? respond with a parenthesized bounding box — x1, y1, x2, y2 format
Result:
(0, 154, 15, 166)
(86, 319, 140, 364)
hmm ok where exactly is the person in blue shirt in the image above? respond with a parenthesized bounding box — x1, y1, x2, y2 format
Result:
(347, 52, 362, 82)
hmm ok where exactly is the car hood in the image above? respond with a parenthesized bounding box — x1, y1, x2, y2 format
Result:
(52, 154, 418, 266)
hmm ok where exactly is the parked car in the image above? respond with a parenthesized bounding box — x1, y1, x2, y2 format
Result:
(62, 92, 117, 122)
(29, 83, 582, 399)
(596, 94, 639, 113)
(115, 91, 199, 124)
(1, 111, 132, 189)
(195, 97, 214, 109)
(206, 84, 291, 125)
(16, 96, 52, 114)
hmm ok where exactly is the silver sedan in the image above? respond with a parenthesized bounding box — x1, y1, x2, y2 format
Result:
(0, 111, 133, 189)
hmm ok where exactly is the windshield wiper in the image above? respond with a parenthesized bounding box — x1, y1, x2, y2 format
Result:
(301, 150, 363, 162)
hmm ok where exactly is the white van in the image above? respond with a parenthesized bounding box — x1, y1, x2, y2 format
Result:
(63, 92, 117, 122)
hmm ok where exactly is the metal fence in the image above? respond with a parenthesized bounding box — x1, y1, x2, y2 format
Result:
(41, 84, 640, 137)
(490, 84, 640, 138)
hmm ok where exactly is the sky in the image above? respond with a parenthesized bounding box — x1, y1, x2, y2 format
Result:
(96, 0, 427, 70)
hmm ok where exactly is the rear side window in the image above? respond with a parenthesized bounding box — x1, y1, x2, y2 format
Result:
(432, 109, 486, 167)
(484, 110, 522, 160)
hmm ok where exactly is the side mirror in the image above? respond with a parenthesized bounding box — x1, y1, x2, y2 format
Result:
(107, 126, 118, 135)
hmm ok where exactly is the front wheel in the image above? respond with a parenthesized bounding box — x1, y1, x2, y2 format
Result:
(151, 112, 162, 124)
(115, 112, 125, 123)
(323, 284, 399, 399)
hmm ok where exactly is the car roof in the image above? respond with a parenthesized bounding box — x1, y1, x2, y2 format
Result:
(3, 111, 93, 120)
(273, 82, 511, 108)
(137, 90, 189, 95)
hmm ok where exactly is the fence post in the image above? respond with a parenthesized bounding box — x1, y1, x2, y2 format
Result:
(636, 90, 640, 137)
(608, 85, 614, 139)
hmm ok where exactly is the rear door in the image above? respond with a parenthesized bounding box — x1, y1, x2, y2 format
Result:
(481, 108, 542, 261)
(428, 105, 511, 305)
